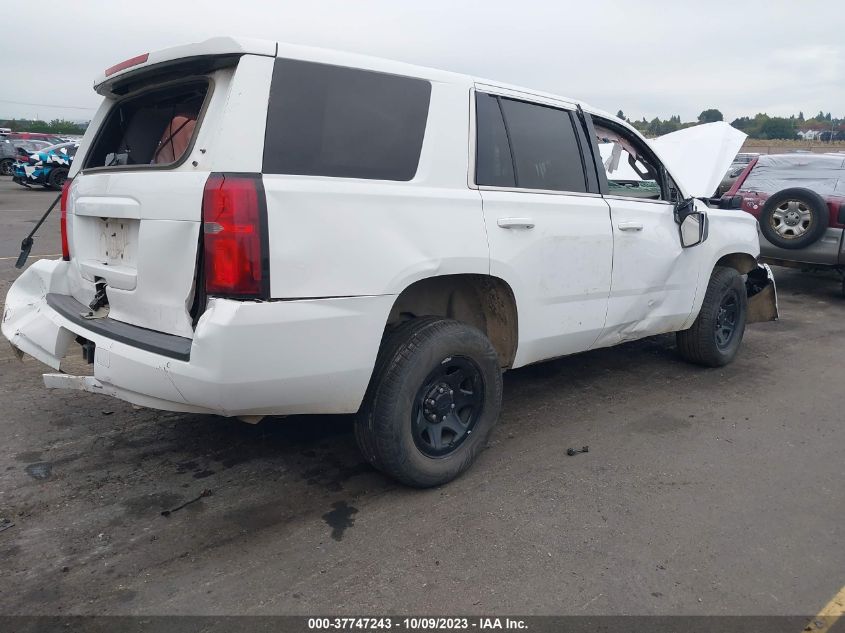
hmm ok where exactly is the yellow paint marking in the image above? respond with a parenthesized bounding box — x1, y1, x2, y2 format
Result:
(804, 585, 845, 632)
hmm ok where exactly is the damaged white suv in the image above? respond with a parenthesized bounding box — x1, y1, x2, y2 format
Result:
(2, 37, 777, 487)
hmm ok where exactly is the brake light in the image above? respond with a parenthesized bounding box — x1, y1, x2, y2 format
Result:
(60, 178, 72, 261)
(104, 53, 149, 77)
(201, 174, 266, 297)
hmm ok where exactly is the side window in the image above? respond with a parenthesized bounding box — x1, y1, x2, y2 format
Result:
(499, 98, 587, 193)
(475, 93, 515, 187)
(263, 59, 432, 181)
(592, 121, 671, 201)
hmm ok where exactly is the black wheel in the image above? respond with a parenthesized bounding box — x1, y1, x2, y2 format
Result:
(0, 158, 13, 176)
(47, 167, 69, 190)
(677, 266, 748, 367)
(355, 317, 503, 488)
(759, 187, 828, 249)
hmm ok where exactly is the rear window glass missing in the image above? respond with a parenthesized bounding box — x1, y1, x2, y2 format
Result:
(85, 80, 208, 169)
(263, 59, 432, 181)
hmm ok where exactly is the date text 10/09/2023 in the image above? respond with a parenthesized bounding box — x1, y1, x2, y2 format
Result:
(307, 617, 528, 630)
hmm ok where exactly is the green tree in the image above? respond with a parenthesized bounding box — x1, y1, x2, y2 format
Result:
(698, 109, 724, 123)
(616, 109, 626, 121)
(759, 117, 796, 140)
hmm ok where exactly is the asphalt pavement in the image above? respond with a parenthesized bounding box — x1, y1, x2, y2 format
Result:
(0, 177, 842, 617)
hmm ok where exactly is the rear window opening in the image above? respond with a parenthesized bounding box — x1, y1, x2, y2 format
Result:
(85, 80, 209, 169)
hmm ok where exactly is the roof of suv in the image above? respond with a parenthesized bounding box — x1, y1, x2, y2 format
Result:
(95, 36, 611, 119)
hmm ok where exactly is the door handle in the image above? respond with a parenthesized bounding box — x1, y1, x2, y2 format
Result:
(617, 221, 644, 232)
(497, 218, 535, 229)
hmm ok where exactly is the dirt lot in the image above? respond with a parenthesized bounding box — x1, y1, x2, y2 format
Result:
(0, 178, 843, 617)
(739, 139, 845, 154)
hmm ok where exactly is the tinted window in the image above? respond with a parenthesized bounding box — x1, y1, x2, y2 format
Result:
(476, 93, 515, 187)
(499, 98, 587, 192)
(263, 59, 432, 181)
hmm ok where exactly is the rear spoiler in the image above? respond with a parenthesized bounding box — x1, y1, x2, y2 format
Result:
(94, 36, 277, 97)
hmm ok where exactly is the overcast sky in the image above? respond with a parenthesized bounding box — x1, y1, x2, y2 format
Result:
(1, 0, 841, 123)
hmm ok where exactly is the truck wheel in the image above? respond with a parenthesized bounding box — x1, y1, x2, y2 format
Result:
(759, 188, 828, 249)
(355, 317, 502, 488)
(677, 266, 748, 367)
(47, 167, 69, 190)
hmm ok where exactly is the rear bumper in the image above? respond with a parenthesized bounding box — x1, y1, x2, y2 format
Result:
(2, 259, 393, 416)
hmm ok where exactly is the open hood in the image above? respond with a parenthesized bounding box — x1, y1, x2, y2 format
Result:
(650, 122, 747, 198)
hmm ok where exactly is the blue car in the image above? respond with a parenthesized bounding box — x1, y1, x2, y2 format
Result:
(13, 142, 79, 190)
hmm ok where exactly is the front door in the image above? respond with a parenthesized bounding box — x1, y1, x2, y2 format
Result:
(587, 116, 704, 347)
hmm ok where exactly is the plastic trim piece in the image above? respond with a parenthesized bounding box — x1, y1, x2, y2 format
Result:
(46, 293, 192, 361)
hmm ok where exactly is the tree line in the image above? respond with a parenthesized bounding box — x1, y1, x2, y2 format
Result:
(617, 109, 845, 141)
(1, 119, 88, 135)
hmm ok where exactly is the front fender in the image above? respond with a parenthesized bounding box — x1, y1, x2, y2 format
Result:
(746, 263, 778, 323)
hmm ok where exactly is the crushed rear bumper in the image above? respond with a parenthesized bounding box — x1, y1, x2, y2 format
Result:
(3, 259, 393, 416)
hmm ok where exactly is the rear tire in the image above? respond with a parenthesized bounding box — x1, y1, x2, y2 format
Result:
(47, 167, 68, 190)
(0, 158, 13, 176)
(355, 317, 503, 488)
(677, 266, 747, 367)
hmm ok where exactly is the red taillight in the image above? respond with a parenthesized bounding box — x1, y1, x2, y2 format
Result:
(104, 53, 149, 77)
(201, 174, 266, 297)
(60, 178, 72, 261)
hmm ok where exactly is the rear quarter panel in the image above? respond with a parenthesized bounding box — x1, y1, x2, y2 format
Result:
(262, 80, 488, 299)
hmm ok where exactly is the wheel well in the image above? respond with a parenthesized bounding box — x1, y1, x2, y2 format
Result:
(387, 274, 519, 368)
(715, 253, 757, 275)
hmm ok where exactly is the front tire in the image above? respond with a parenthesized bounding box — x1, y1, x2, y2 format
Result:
(677, 266, 747, 367)
(355, 317, 503, 488)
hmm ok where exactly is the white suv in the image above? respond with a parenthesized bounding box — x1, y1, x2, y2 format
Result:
(2, 37, 776, 487)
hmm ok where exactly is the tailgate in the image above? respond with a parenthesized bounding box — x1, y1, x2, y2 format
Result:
(67, 51, 274, 339)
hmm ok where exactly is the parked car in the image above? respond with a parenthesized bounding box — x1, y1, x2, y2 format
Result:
(5, 132, 65, 145)
(0, 136, 18, 175)
(2, 38, 776, 487)
(12, 141, 78, 189)
(722, 154, 845, 290)
(1, 139, 52, 176)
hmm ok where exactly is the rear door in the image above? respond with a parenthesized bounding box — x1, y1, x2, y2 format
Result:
(474, 89, 614, 366)
(67, 53, 274, 339)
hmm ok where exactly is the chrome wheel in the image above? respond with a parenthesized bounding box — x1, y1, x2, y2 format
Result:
(770, 199, 812, 239)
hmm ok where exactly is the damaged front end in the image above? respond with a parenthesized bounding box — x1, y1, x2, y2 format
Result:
(746, 263, 779, 323)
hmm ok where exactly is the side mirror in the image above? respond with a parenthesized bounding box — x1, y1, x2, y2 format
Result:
(675, 198, 708, 248)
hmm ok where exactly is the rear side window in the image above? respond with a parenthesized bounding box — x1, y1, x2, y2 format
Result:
(476, 93, 515, 187)
(263, 59, 432, 181)
(499, 98, 587, 193)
